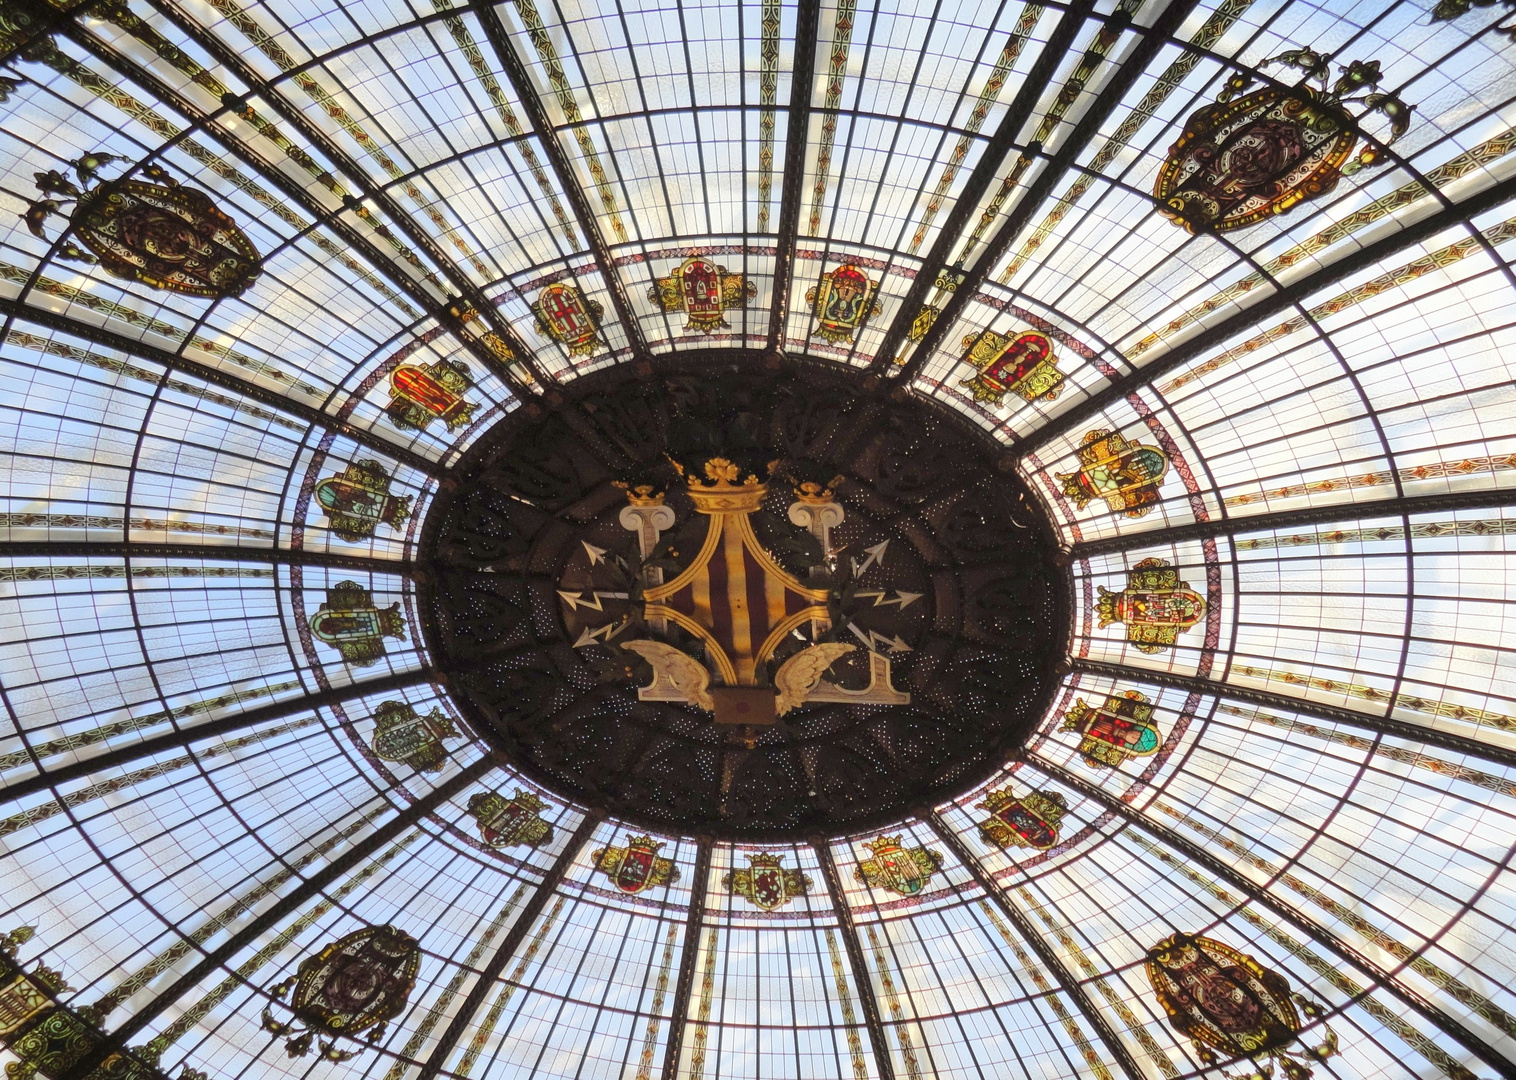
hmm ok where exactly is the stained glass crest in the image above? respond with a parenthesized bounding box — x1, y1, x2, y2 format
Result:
(854, 836, 941, 896)
(975, 787, 1068, 850)
(593, 836, 681, 894)
(386, 359, 477, 433)
(314, 460, 411, 542)
(1097, 558, 1205, 653)
(1062, 690, 1161, 769)
(309, 582, 406, 666)
(369, 701, 459, 772)
(648, 257, 755, 332)
(725, 853, 811, 910)
(806, 265, 881, 344)
(468, 790, 555, 849)
(959, 329, 1063, 405)
(1057, 429, 1169, 518)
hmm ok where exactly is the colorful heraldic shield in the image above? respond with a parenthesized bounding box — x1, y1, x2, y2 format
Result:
(369, 701, 459, 773)
(1062, 690, 1162, 769)
(1147, 933, 1339, 1076)
(593, 835, 681, 894)
(959, 330, 1063, 405)
(1097, 558, 1205, 653)
(806, 264, 881, 344)
(315, 460, 411, 542)
(649, 257, 755, 333)
(975, 787, 1069, 850)
(1154, 51, 1410, 234)
(854, 835, 942, 897)
(533, 282, 606, 356)
(309, 581, 406, 666)
(0, 927, 102, 1080)
(467, 790, 555, 849)
(386, 359, 477, 433)
(725, 853, 811, 911)
(1057, 429, 1169, 518)
(262, 926, 421, 1061)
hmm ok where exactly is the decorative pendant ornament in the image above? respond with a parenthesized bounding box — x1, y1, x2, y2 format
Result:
(314, 460, 411, 541)
(533, 282, 605, 356)
(1155, 51, 1412, 234)
(593, 835, 681, 894)
(369, 701, 459, 773)
(262, 926, 421, 1061)
(959, 329, 1064, 405)
(309, 581, 406, 666)
(386, 359, 477, 433)
(1062, 690, 1162, 769)
(975, 787, 1068, 850)
(1097, 558, 1205, 653)
(1056, 429, 1169, 518)
(854, 835, 942, 896)
(725, 853, 811, 910)
(648, 257, 755, 332)
(467, 790, 554, 848)
(806, 264, 881, 344)
(1147, 933, 1339, 1076)
(22, 154, 261, 297)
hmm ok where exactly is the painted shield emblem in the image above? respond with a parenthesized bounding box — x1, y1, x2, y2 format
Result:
(309, 581, 406, 667)
(854, 835, 942, 896)
(370, 701, 459, 773)
(976, 787, 1068, 850)
(593, 836, 680, 894)
(1056, 429, 1169, 518)
(1147, 933, 1338, 1073)
(725, 853, 811, 911)
(648, 257, 755, 333)
(1096, 558, 1205, 653)
(533, 282, 605, 356)
(315, 460, 411, 542)
(806, 264, 881, 344)
(467, 790, 554, 849)
(262, 926, 420, 1060)
(959, 330, 1063, 405)
(386, 359, 477, 433)
(1062, 690, 1161, 769)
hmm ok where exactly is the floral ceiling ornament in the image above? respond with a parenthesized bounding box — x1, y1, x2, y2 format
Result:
(1097, 558, 1205, 653)
(21, 152, 261, 297)
(648, 257, 755, 333)
(314, 460, 411, 541)
(262, 925, 421, 1061)
(1155, 50, 1413, 233)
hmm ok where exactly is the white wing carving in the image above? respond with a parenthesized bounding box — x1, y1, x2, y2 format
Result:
(622, 639, 715, 711)
(773, 643, 857, 716)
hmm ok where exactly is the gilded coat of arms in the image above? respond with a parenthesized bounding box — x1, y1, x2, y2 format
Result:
(1147, 933, 1338, 1075)
(310, 581, 406, 666)
(854, 835, 941, 896)
(1057, 429, 1169, 518)
(262, 925, 421, 1060)
(1062, 690, 1161, 769)
(725, 853, 811, 910)
(1097, 558, 1205, 653)
(975, 787, 1068, 850)
(648, 257, 755, 332)
(593, 835, 681, 894)
(386, 359, 477, 433)
(533, 282, 605, 356)
(1155, 51, 1410, 234)
(806, 264, 881, 344)
(467, 790, 555, 849)
(314, 460, 411, 542)
(369, 701, 459, 773)
(959, 329, 1063, 406)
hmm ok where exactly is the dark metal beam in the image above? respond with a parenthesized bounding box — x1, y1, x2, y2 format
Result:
(864, 0, 1096, 374)
(82, 3, 543, 393)
(61, 756, 493, 1080)
(921, 812, 1144, 1080)
(0, 298, 443, 477)
(764, 0, 822, 356)
(1067, 656, 1516, 770)
(1036, 757, 1516, 1080)
(0, 540, 405, 575)
(812, 841, 896, 1080)
(1068, 486, 1516, 559)
(1024, 172, 1516, 453)
(892, 0, 1201, 385)
(0, 669, 434, 807)
(469, 0, 647, 359)
(658, 839, 712, 1080)
(415, 811, 601, 1080)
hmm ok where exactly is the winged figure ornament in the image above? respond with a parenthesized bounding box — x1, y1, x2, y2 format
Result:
(622, 639, 714, 711)
(773, 643, 857, 716)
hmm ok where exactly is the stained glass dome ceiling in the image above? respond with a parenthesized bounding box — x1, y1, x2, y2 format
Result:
(2, 0, 1516, 1076)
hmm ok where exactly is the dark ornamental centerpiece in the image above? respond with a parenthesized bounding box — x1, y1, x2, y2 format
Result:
(975, 786, 1068, 850)
(1147, 933, 1339, 1076)
(959, 329, 1064, 406)
(806, 264, 881, 344)
(854, 835, 942, 897)
(468, 790, 554, 849)
(1154, 51, 1412, 234)
(310, 581, 406, 666)
(1097, 559, 1205, 653)
(593, 835, 681, 894)
(533, 282, 605, 356)
(386, 359, 477, 433)
(725, 853, 811, 910)
(1057, 429, 1169, 518)
(262, 926, 421, 1061)
(23, 153, 261, 297)
(369, 701, 459, 772)
(315, 460, 412, 541)
(1062, 691, 1161, 769)
(649, 257, 755, 333)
